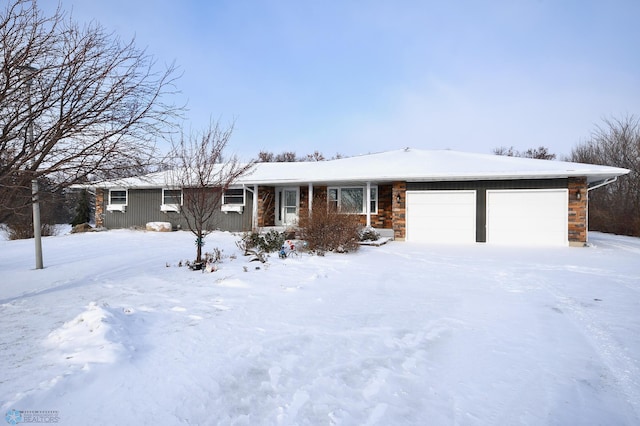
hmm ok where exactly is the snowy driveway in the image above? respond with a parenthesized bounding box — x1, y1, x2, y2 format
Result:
(1, 230, 639, 425)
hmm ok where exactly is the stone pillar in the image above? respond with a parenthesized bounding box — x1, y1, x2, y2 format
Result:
(257, 186, 275, 227)
(568, 177, 588, 246)
(95, 188, 104, 228)
(392, 181, 406, 240)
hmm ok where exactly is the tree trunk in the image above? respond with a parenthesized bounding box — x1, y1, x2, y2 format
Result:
(196, 232, 203, 263)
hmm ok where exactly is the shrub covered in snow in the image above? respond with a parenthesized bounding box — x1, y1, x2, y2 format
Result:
(241, 230, 285, 253)
(2, 222, 58, 240)
(359, 227, 380, 242)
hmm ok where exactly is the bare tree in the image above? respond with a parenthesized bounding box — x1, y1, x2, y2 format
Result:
(493, 146, 556, 160)
(493, 146, 518, 157)
(305, 150, 325, 161)
(256, 150, 341, 162)
(275, 151, 298, 162)
(168, 121, 254, 264)
(569, 116, 640, 236)
(257, 150, 274, 162)
(523, 146, 556, 160)
(0, 0, 181, 223)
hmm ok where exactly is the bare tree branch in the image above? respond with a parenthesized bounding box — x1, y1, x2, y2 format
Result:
(493, 145, 556, 160)
(0, 0, 183, 222)
(167, 120, 254, 263)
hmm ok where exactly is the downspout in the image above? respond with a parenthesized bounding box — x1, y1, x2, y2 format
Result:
(584, 176, 617, 246)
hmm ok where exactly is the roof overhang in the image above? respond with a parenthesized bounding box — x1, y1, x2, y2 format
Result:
(74, 149, 631, 189)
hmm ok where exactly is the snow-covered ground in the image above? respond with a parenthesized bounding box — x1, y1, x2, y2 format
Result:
(1, 229, 639, 425)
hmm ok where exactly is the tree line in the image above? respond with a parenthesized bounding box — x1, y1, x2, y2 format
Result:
(494, 116, 639, 237)
(256, 150, 343, 162)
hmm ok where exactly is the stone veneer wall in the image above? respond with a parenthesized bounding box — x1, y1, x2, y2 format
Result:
(392, 181, 406, 240)
(568, 177, 588, 245)
(300, 186, 328, 215)
(355, 184, 394, 229)
(257, 186, 275, 227)
(95, 188, 104, 228)
(299, 185, 309, 215)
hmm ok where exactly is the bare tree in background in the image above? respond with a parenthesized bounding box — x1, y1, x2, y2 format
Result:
(275, 151, 297, 162)
(0, 0, 181, 223)
(493, 146, 556, 160)
(256, 150, 342, 162)
(168, 121, 254, 264)
(257, 150, 275, 162)
(305, 150, 325, 161)
(569, 116, 640, 237)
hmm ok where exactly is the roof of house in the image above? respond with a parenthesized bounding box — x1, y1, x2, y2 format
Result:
(91, 148, 630, 189)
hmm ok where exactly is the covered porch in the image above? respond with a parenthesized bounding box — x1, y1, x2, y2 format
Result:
(247, 182, 407, 240)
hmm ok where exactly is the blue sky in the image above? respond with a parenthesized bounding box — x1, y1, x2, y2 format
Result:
(42, 0, 640, 161)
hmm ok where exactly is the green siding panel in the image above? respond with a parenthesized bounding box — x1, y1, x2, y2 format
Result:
(102, 189, 253, 232)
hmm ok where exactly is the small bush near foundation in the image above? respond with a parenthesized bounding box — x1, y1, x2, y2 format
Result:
(298, 203, 360, 255)
(359, 227, 380, 241)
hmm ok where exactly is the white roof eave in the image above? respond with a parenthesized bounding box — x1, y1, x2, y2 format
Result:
(80, 149, 631, 189)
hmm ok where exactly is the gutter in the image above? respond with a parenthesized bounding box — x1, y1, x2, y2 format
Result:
(588, 176, 618, 191)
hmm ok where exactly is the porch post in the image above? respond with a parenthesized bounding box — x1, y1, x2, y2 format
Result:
(366, 181, 371, 227)
(252, 185, 258, 231)
(308, 183, 313, 214)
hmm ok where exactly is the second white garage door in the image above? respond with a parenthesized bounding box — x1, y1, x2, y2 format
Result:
(486, 189, 568, 246)
(406, 190, 476, 243)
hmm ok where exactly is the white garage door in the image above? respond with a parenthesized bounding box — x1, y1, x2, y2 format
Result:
(486, 189, 568, 246)
(406, 190, 476, 243)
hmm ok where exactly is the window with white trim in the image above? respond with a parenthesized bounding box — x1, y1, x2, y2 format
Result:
(106, 189, 128, 212)
(161, 189, 182, 212)
(327, 186, 378, 214)
(162, 189, 182, 205)
(109, 189, 127, 205)
(369, 187, 378, 214)
(223, 188, 245, 205)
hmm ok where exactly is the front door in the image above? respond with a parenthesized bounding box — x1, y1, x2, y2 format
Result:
(276, 188, 299, 226)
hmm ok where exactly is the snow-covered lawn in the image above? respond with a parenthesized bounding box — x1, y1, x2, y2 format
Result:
(1, 230, 639, 425)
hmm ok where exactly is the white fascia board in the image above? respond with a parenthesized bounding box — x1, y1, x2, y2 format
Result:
(77, 149, 632, 188)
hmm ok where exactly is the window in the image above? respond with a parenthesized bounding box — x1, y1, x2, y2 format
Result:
(341, 188, 364, 213)
(328, 188, 339, 210)
(161, 189, 182, 212)
(107, 189, 127, 212)
(223, 188, 244, 205)
(370, 187, 378, 214)
(328, 186, 378, 214)
(109, 190, 127, 205)
(162, 189, 182, 205)
(221, 188, 245, 213)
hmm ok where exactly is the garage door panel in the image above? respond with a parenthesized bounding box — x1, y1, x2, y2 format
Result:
(487, 189, 568, 246)
(406, 191, 476, 243)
